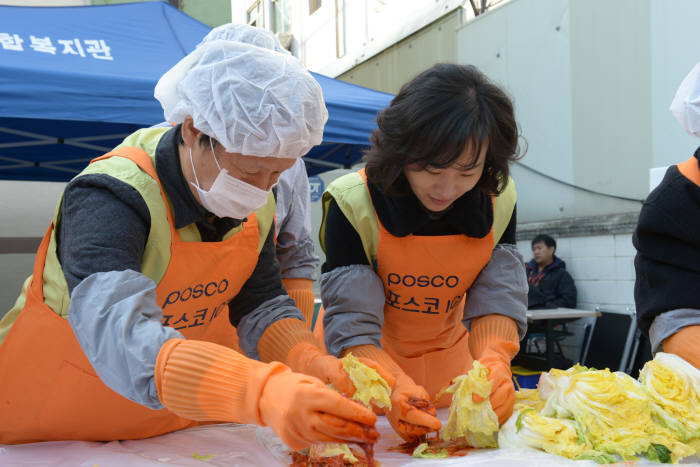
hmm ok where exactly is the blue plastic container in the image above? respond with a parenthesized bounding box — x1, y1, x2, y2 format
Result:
(511, 366, 542, 390)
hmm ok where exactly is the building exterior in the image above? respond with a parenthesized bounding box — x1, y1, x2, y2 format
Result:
(91, 0, 231, 28)
(231, 0, 700, 321)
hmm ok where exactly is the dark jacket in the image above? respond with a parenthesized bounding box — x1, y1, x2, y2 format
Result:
(526, 256, 577, 309)
(634, 147, 700, 335)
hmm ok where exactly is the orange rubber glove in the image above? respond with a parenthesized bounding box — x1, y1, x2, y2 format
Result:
(345, 344, 441, 441)
(259, 371, 379, 450)
(282, 278, 316, 329)
(257, 319, 394, 397)
(468, 315, 520, 425)
(286, 341, 396, 397)
(155, 338, 378, 451)
(663, 325, 700, 369)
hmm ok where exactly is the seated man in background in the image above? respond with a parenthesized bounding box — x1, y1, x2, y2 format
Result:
(517, 234, 578, 366)
(526, 234, 577, 309)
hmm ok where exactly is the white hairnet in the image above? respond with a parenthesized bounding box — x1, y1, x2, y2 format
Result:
(154, 40, 327, 158)
(670, 62, 700, 138)
(199, 23, 289, 55)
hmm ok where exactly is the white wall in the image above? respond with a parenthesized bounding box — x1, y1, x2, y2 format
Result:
(300, 0, 336, 71)
(229, 0, 246, 24)
(457, 0, 700, 223)
(0, 180, 66, 313)
(569, 0, 652, 204)
(458, 0, 579, 223)
(649, 0, 700, 167)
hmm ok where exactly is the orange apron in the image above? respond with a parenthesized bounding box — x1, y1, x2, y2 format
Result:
(0, 148, 260, 444)
(315, 171, 493, 406)
(678, 156, 700, 188)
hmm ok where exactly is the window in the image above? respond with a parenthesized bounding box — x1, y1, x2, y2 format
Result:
(247, 0, 264, 27)
(335, 0, 345, 57)
(309, 0, 322, 15)
(272, 0, 292, 34)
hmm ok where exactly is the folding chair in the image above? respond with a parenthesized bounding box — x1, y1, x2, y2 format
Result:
(582, 307, 637, 373)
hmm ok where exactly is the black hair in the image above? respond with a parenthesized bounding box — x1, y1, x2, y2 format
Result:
(531, 234, 556, 250)
(364, 63, 522, 196)
(175, 124, 219, 148)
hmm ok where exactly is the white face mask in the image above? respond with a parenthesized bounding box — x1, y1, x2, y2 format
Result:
(188, 139, 269, 219)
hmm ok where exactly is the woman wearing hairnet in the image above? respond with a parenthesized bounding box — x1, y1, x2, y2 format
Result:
(199, 23, 320, 326)
(153, 24, 320, 330)
(314, 64, 528, 441)
(634, 62, 700, 370)
(0, 39, 385, 448)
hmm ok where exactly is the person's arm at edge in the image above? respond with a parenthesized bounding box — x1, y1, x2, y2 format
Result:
(276, 160, 320, 324)
(321, 197, 441, 439)
(61, 175, 182, 408)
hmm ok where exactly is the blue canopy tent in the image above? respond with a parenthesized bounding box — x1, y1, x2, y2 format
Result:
(0, 1, 393, 183)
(303, 73, 393, 175)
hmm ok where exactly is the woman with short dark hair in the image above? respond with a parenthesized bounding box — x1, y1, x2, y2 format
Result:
(315, 63, 529, 440)
(365, 63, 519, 197)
